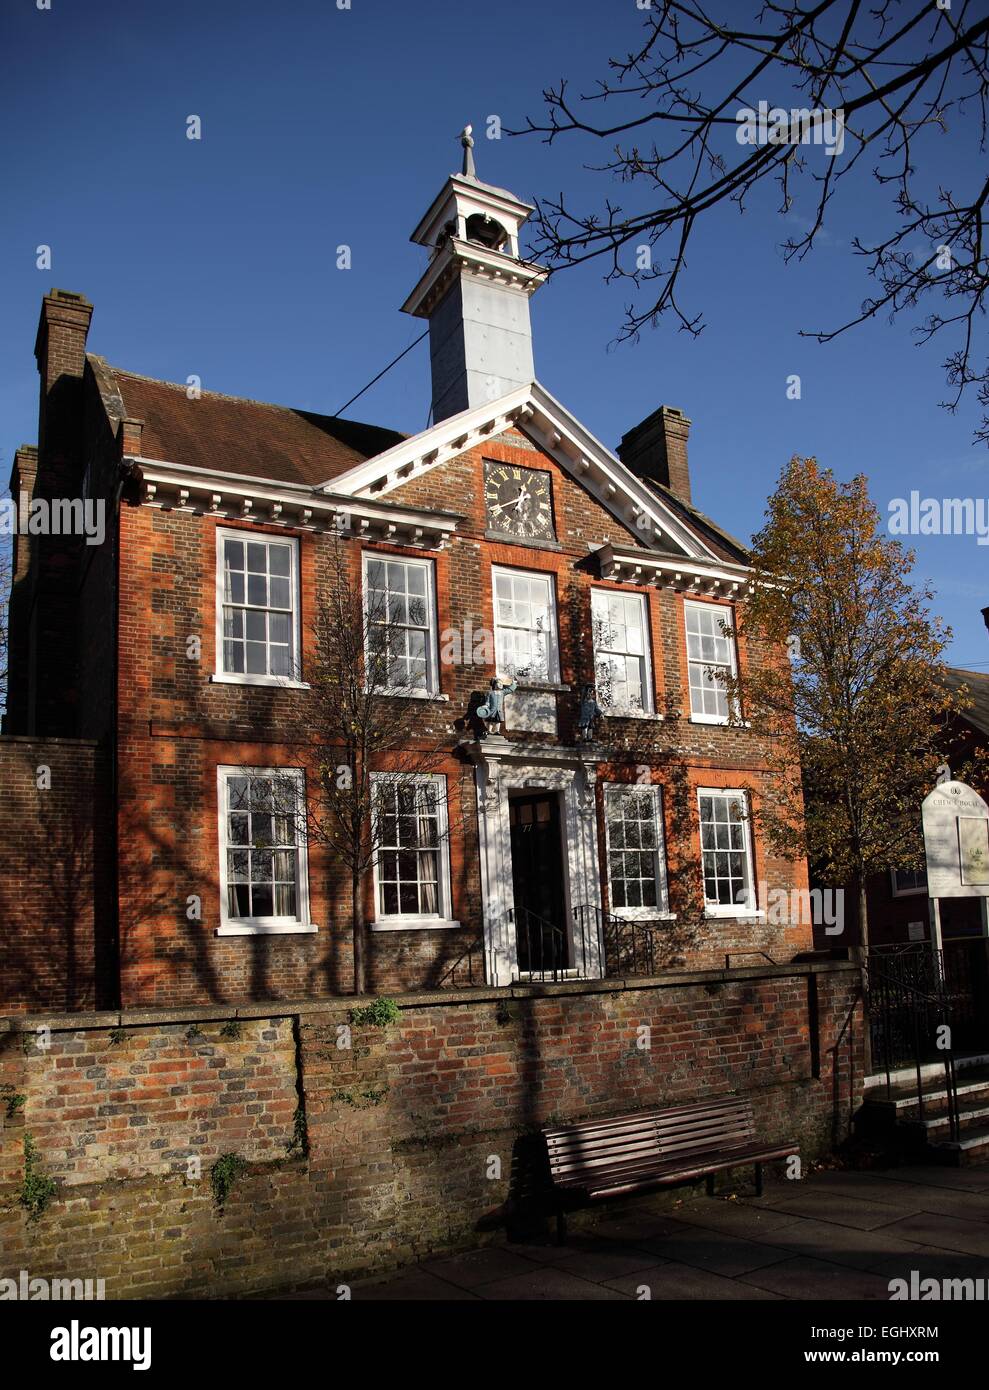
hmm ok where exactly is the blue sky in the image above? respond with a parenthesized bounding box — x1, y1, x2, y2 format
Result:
(2, 0, 986, 665)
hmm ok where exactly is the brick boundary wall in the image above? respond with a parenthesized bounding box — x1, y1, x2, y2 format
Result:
(0, 962, 862, 1299)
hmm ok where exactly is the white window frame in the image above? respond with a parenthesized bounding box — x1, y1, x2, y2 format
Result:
(362, 551, 440, 697)
(591, 588, 654, 715)
(685, 600, 739, 724)
(697, 787, 758, 917)
(891, 868, 928, 898)
(213, 528, 306, 689)
(369, 772, 458, 930)
(603, 783, 672, 919)
(492, 565, 561, 684)
(216, 765, 316, 936)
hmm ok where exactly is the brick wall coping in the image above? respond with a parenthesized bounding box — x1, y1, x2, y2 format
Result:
(0, 958, 859, 1035)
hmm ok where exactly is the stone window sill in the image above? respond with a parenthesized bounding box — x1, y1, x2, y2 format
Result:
(211, 673, 311, 691)
(378, 690, 450, 702)
(370, 918, 462, 932)
(611, 911, 678, 922)
(703, 910, 766, 923)
(216, 922, 320, 936)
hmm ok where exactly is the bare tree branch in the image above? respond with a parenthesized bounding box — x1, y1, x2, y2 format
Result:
(514, 0, 989, 440)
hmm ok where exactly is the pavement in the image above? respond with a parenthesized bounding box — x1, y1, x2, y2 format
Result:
(291, 1162, 989, 1301)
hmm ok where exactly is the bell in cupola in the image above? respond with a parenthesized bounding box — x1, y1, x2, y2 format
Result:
(465, 212, 508, 252)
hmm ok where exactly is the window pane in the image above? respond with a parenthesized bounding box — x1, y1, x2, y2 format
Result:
(269, 545, 291, 577)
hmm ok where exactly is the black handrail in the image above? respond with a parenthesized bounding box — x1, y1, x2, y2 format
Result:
(574, 904, 674, 978)
(511, 904, 573, 982)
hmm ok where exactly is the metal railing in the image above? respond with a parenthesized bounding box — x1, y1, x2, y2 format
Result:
(574, 904, 676, 978)
(511, 904, 584, 982)
(865, 944, 960, 1142)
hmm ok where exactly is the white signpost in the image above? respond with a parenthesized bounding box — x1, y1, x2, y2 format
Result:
(921, 779, 989, 950)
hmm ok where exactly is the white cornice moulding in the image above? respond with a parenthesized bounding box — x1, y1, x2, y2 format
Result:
(321, 382, 718, 564)
(402, 239, 548, 319)
(596, 542, 754, 594)
(124, 455, 461, 550)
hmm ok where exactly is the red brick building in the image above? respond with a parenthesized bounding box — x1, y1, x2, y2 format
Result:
(2, 149, 814, 1011)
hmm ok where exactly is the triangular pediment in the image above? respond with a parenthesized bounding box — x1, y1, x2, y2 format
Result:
(321, 382, 718, 562)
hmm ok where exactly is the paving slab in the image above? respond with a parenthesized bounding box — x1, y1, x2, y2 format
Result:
(554, 1244, 666, 1282)
(603, 1260, 783, 1300)
(751, 1188, 907, 1230)
(663, 1200, 805, 1241)
(477, 1265, 629, 1300)
(812, 1172, 989, 1223)
(634, 1224, 791, 1277)
(871, 1165, 989, 1193)
(419, 1247, 540, 1290)
(882, 1210, 989, 1257)
(866, 1245, 989, 1283)
(506, 1237, 606, 1265)
(740, 1256, 894, 1301)
(751, 1215, 927, 1271)
(352, 1268, 480, 1300)
(804, 1171, 931, 1210)
(572, 1211, 687, 1244)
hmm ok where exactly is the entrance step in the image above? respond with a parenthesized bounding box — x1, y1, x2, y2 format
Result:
(927, 1125, 989, 1167)
(858, 1061, 989, 1166)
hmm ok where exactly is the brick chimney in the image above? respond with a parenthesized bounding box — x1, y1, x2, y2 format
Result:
(8, 445, 38, 583)
(616, 404, 692, 505)
(34, 288, 94, 460)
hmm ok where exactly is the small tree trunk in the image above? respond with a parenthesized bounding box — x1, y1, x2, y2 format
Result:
(857, 875, 873, 1075)
(352, 872, 367, 996)
(858, 877, 870, 957)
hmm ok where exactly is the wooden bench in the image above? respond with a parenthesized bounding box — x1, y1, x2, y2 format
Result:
(543, 1096, 798, 1242)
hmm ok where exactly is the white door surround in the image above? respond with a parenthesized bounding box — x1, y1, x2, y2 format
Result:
(470, 737, 605, 986)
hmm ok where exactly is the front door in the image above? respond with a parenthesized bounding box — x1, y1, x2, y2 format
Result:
(509, 793, 568, 974)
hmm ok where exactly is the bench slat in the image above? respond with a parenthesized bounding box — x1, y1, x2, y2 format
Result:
(543, 1097, 795, 1196)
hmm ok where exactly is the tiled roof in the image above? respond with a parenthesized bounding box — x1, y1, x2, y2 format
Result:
(104, 364, 407, 487)
(946, 667, 989, 738)
(642, 478, 750, 565)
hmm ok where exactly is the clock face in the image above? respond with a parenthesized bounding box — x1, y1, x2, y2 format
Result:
(483, 462, 555, 541)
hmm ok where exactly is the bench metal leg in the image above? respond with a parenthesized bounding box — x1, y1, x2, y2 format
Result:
(705, 1174, 716, 1197)
(556, 1207, 567, 1246)
(754, 1163, 763, 1197)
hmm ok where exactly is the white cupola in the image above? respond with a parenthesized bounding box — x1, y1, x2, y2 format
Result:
(402, 125, 547, 423)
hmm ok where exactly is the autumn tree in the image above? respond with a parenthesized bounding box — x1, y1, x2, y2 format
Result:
(288, 537, 457, 996)
(727, 456, 974, 955)
(517, 1, 989, 441)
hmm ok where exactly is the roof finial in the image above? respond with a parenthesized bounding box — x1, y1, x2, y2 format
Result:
(460, 123, 476, 179)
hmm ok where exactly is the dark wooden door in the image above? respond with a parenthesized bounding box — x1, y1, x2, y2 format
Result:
(509, 793, 567, 972)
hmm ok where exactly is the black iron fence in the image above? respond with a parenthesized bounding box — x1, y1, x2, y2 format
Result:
(512, 903, 585, 982)
(573, 904, 676, 979)
(865, 943, 960, 1140)
(509, 904, 675, 982)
